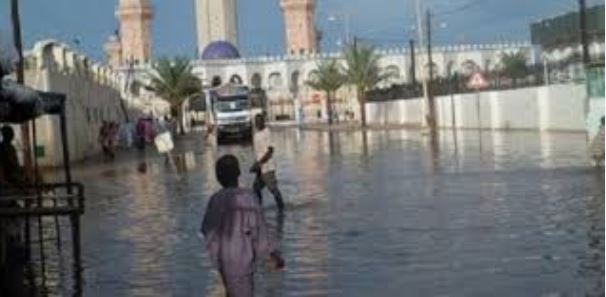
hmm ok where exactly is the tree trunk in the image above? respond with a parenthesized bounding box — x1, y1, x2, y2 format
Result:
(326, 91, 333, 125)
(170, 105, 185, 135)
(358, 88, 367, 128)
(177, 109, 185, 135)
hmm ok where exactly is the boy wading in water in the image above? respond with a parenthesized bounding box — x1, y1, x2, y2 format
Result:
(251, 114, 285, 211)
(202, 155, 285, 297)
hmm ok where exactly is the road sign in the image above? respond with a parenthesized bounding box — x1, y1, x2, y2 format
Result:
(467, 72, 489, 90)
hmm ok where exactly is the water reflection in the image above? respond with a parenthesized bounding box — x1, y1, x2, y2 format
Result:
(41, 129, 605, 296)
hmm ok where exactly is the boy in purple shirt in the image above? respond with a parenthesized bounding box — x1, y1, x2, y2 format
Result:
(202, 155, 284, 297)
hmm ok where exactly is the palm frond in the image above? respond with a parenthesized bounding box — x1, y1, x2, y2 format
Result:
(147, 56, 201, 108)
(305, 59, 346, 93)
(343, 44, 385, 92)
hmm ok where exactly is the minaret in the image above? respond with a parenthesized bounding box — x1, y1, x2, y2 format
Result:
(116, 0, 153, 64)
(104, 31, 122, 69)
(280, 0, 317, 56)
(195, 0, 238, 55)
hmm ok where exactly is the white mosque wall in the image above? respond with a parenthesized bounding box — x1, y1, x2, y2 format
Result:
(192, 42, 534, 118)
(365, 83, 587, 132)
(21, 40, 145, 167)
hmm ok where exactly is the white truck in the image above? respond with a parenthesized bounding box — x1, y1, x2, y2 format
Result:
(205, 83, 259, 144)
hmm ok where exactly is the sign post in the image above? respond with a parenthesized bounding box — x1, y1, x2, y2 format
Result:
(467, 72, 489, 130)
(467, 72, 489, 154)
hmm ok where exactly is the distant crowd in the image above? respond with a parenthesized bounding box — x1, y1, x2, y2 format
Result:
(98, 116, 177, 160)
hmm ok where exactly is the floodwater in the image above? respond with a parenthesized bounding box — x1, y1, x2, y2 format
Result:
(54, 129, 604, 296)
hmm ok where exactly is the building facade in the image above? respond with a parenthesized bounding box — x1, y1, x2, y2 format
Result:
(104, 0, 534, 124)
(195, 0, 238, 55)
(190, 42, 533, 122)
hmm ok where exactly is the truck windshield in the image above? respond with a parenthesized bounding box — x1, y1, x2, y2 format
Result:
(214, 97, 250, 112)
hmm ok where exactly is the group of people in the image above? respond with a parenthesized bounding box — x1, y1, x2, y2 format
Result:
(201, 113, 285, 297)
(98, 116, 177, 159)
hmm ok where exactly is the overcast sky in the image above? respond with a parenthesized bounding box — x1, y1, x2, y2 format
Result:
(0, 0, 603, 61)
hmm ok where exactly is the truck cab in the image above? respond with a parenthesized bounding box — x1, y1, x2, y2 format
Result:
(205, 83, 254, 144)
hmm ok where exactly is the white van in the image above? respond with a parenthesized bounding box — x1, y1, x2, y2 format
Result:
(205, 83, 257, 144)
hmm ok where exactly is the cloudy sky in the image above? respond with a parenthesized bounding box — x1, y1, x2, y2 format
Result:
(0, 0, 603, 61)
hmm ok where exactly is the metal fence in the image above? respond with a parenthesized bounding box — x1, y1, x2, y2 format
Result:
(0, 182, 84, 296)
(366, 62, 601, 102)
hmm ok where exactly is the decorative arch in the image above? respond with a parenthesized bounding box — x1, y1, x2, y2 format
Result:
(483, 59, 492, 73)
(251, 73, 262, 89)
(267, 72, 283, 91)
(211, 76, 222, 87)
(385, 65, 401, 85)
(446, 61, 455, 76)
(461, 60, 480, 76)
(229, 74, 243, 85)
(290, 70, 301, 95)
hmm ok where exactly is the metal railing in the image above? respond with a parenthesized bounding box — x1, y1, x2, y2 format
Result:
(366, 61, 603, 102)
(0, 182, 84, 296)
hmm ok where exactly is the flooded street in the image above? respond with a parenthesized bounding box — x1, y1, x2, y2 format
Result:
(68, 129, 603, 296)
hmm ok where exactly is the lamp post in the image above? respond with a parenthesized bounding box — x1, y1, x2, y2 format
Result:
(328, 13, 351, 46)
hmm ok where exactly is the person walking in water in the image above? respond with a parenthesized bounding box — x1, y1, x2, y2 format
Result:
(201, 155, 284, 297)
(98, 121, 115, 160)
(251, 114, 285, 211)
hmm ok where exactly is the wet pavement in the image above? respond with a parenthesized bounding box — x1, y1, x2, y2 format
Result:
(53, 129, 604, 296)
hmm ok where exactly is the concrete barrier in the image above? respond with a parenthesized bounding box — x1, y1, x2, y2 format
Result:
(366, 84, 588, 132)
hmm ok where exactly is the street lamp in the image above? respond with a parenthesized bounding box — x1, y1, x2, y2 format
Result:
(327, 13, 351, 46)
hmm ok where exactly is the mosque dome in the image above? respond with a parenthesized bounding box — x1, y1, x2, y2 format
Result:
(201, 41, 240, 60)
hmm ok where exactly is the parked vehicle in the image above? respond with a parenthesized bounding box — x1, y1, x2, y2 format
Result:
(205, 83, 259, 144)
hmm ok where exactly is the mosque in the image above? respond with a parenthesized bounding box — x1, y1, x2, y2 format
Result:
(104, 0, 532, 121)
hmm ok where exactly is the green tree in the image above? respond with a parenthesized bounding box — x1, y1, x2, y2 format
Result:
(500, 51, 528, 86)
(343, 43, 386, 127)
(148, 57, 201, 134)
(306, 59, 346, 125)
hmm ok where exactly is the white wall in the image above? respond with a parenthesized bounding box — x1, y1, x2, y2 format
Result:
(21, 40, 146, 167)
(366, 84, 588, 132)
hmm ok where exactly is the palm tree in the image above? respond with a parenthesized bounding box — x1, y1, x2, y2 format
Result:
(306, 59, 346, 125)
(500, 51, 528, 86)
(148, 57, 201, 134)
(343, 43, 386, 127)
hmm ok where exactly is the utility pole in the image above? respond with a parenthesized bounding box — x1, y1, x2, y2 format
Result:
(10, 0, 33, 173)
(414, 0, 434, 132)
(409, 39, 416, 85)
(10, 0, 24, 84)
(426, 9, 437, 136)
(414, 0, 425, 46)
(579, 0, 590, 66)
